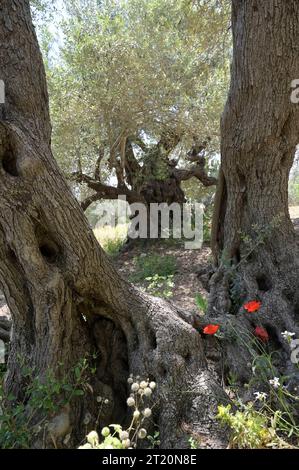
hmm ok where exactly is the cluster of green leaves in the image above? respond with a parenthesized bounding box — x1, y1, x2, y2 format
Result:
(0, 358, 89, 449)
(217, 403, 283, 449)
(131, 254, 177, 281)
(40, 0, 230, 189)
(130, 253, 177, 298)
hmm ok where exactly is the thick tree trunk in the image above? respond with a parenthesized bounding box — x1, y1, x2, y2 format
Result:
(0, 0, 227, 448)
(210, 0, 299, 388)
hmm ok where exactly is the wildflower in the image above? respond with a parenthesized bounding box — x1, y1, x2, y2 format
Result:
(144, 387, 152, 397)
(101, 427, 110, 438)
(138, 428, 147, 439)
(281, 331, 295, 343)
(149, 381, 156, 390)
(104, 399, 109, 405)
(143, 408, 152, 418)
(122, 439, 131, 448)
(140, 381, 148, 389)
(133, 410, 140, 420)
(254, 391, 267, 401)
(127, 397, 135, 407)
(269, 377, 280, 389)
(87, 431, 99, 446)
(78, 443, 92, 449)
(83, 412, 91, 425)
(244, 300, 261, 312)
(203, 324, 220, 335)
(127, 377, 134, 384)
(254, 326, 269, 342)
(131, 383, 139, 392)
(120, 431, 129, 441)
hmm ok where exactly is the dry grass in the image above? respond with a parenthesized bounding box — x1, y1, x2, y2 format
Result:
(94, 223, 129, 255)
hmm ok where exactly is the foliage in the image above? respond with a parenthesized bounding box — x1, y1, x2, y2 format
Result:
(143, 274, 174, 298)
(129, 253, 176, 298)
(217, 403, 288, 449)
(195, 292, 208, 313)
(131, 254, 177, 281)
(0, 358, 89, 449)
(217, 324, 299, 448)
(147, 429, 161, 449)
(42, 0, 230, 194)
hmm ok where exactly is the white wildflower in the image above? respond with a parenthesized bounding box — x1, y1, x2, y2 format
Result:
(143, 408, 152, 418)
(131, 382, 140, 392)
(253, 391, 267, 401)
(140, 381, 148, 389)
(101, 427, 110, 437)
(127, 397, 135, 407)
(120, 431, 129, 441)
(138, 428, 147, 439)
(78, 443, 92, 449)
(87, 431, 99, 446)
(281, 331, 296, 343)
(144, 387, 152, 397)
(269, 377, 280, 389)
(149, 381, 156, 390)
(133, 410, 140, 420)
(122, 439, 131, 448)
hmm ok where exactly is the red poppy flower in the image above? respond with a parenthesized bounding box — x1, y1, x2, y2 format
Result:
(244, 300, 261, 313)
(254, 326, 269, 342)
(203, 324, 220, 335)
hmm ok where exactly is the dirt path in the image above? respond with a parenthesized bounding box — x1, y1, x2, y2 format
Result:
(113, 241, 212, 313)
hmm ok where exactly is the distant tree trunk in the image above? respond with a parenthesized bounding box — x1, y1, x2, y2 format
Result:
(210, 0, 299, 386)
(0, 0, 227, 448)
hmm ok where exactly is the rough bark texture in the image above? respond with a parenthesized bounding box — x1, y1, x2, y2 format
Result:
(0, 0, 228, 448)
(73, 134, 216, 214)
(210, 0, 299, 389)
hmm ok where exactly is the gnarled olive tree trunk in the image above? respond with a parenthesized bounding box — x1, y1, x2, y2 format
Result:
(210, 0, 299, 388)
(0, 0, 227, 449)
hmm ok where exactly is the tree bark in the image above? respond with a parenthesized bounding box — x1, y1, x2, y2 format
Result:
(0, 0, 227, 448)
(210, 0, 299, 387)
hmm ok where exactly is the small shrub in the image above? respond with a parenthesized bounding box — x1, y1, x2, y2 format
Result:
(0, 358, 89, 449)
(217, 403, 284, 449)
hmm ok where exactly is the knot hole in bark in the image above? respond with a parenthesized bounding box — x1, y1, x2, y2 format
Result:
(35, 224, 62, 265)
(0, 138, 18, 177)
(256, 274, 272, 292)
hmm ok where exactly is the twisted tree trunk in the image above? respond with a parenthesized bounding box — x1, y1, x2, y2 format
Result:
(0, 0, 227, 449)
(210, 0, 299, 389)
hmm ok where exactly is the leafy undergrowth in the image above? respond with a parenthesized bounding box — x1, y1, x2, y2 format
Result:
(0, 359, 89, 449)
(216, 324, 299, 449)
